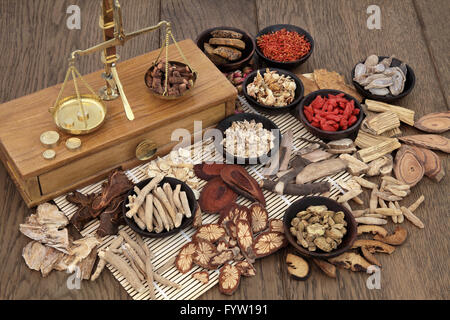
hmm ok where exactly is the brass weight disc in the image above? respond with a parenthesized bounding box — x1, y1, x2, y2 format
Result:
(40, 131, 60, 148)
(136, 139, 157, 160)
(66, 137, 82, 151)
(42, 149, 56, 160)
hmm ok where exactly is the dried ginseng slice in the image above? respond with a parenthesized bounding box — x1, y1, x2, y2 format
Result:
(236, 219, 254, 256)
(235, 260, 256, 277)
(175, 242, 197, 274)
(268, 218, 284, 233)
(252, 231, 286, 258)
(250, 203, 269, 233)
(193, 240, 217, 269)
(194, 162, 227, 180)
(209, 249, 234, 269)
(192, 271, 209, 284)
(198, 177, 238, 214)
(219, 263, 241, 296)
(193, 223, 227, 243)
(221, 165, 266, 205)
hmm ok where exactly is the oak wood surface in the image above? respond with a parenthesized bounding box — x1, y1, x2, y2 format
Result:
(0, 0, 448, 300)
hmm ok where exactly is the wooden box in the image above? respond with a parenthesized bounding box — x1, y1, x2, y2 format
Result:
(0, 39, 237, 207)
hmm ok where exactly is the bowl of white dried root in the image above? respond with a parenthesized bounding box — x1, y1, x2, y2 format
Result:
(123, 175, 197, 238)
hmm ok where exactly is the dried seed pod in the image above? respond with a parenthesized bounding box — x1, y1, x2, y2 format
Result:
(175, 242, 196, 274)
(218, 263, 241, 295)
(198, 177, 238, 214)
(235, 260, 256, 277)
(249, 203, 269, 233)
(373, 226, 407, 245)
(193, 223, 227, 243)
(193, 240, 217, 269)
(236, 219, 254, 256)
(192, 271, 209, 284)
(221, 165, 266, 205)
(209, 249, 234, 268)
(193, 162, 227, 180)
(328, 252, 371, 272)
(286, 253, 310, 281)
(269, 218, 284, 233)
(252, 232, 287, 258)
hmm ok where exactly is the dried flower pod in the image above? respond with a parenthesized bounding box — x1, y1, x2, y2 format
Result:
(373, 226, 407, 245)
(175, 242, 196, 274)
(328, 252, 371, 272)
(236, 219, 254, 256)
(193, 240, 217, 269)
(218, 263, 241, 295)
(193, 223, 227, 243)
(192, 271, 209, 284)
(209, 249, 234, 269)
(252, 231, 287, 258)
(269, 219, 284, 233)
(250, 203, 269, 233)
(198, 177, 238, 214)
(221, 165, 266, 205)
(286, 253, 310, 281)
(193, 162, 227, 181)
(235, 260, 256, 277)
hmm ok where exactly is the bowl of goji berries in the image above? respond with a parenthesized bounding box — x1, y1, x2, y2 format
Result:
(255, 24, 314, 69)
(297, 89, 364, 141)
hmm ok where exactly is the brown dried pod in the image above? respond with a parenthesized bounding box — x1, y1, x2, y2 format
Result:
(209, 249, 234, 269)
(235, 260, 256, 277)
(193, 240, 217, 269)
(269, 218, 284, 233)
(192, 271, 209, 284)
(175, 242, 196, 274)
(352, 239, 395, 254)
(252, 231, 287, 258)
(221, 165, 266, 205)
(198, 177, 238, 214)
(218, 263, 241, 296)
(312, 258, 337, 278)
(236, 219, 254, 256)
(373, 226, 407, 246)
(193, 162, 227, 180)
(328, 252, 371, 272)
(286, 253, 310, 281)
(250, 203, 269, 234)
(193, 223, 227, 243)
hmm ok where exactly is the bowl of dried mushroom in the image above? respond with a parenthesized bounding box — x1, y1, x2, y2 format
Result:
(122, 176, 197, 238)
(283, 196, 357, 259)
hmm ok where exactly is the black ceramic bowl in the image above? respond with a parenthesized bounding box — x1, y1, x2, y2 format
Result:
(122, 177, 196, 238)
(351, 56, 415, 102)
(242, 68, 304, 113)
(296, 89, 364, 141)
(283, 196, 357, 259)
(255, 24, 314, 69)
(214, 113, 281, 165)
(196, 26, 256, 72)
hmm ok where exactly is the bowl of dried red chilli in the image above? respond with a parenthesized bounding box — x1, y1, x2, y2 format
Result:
(255, 24, 314, 69)
(296, 89, 365, 141)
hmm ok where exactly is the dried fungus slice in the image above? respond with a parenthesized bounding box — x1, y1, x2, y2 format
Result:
(328, 252, 371, 272)
(192, 271, 209, 284)
(193, 240, 217, 269)
(221, 165, 266, 205)
(352, 239, 395, 254)
(235, 260, 256, 277)
(236, 219, 254, 255)
(218, 263, 241, 295)
(373, 226, 407, 245)
(268, 219, 284, 233)
(286, 253, 310, 281)
(198, 177, 237, 214)
(175, 242, 197, 274)
(209, 250, 234, 269)
(250, 203, 269, 233)
(252, 231, 286, 258)
(193, 223, 227, 243)
(193, 162, 227, 180)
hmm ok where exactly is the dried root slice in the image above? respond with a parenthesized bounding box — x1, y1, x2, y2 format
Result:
(365, 99, 415, 126)
(394, 145, 425, 187)
(339, 154, 369, 175)
(252, 232, 286, 258)
(225, 220, 237, 240)
(209, 249, 234, 269)
(249, 203, 269, 234)
(374, 226, 407, 245)
(414, 111, 450, 133)
(269, 219, 284, 233)
(367, 156, 392, 176)
(328, 252, 371, 272)
(193, 162, 226, 180)
(221, 165, 266, 205)
(361, 246, 381, 267)
(175, 242, 196, 274)
(193, 240, 217, 269)
(400, 206, 424, 229)
(408, 195, 425, 212)
(362, 111, 400, 135)
(231, 205, 252, 224)
(355, 130, 392, 149)
(355, 217, 387, 225)
(236, 219, 254, 257)
(399, 134, 450, 154)
(312, 258, 336, 278)
(286, 253, 310, 281)
(409, 146, 445, 182)
(192, 271, 209, 284)
(193, 204, 203, 228)
(218, 264, 241, 296)
(357, 225, 388, 238)
(357, 138, 401, 163)
(193, 223, 227, 243)
(218, 203, 238, 226)
(353, 176, 377, 189)
(235, 260, 256, 277)
(198, 177, 237, 214)
(352, 239, 395, 254)
(216, 240, 229, 252)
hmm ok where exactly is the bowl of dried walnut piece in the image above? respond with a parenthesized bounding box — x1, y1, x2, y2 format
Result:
(283, 196, 357, 259)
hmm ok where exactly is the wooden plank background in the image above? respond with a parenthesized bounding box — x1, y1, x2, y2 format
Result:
(0, 0, 448, 300)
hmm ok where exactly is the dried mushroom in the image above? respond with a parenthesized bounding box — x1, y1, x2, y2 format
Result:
(219, 263, 241, 295)
(361, 246, 381, 267)
(175, 242, 196, 274)
(357, 225, 388, 238)
(198, 178, 237, 214)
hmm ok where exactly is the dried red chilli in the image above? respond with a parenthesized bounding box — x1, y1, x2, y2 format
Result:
(257, 28, 311, 62)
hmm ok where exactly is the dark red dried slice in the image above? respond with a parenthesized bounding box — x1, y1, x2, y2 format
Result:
(236, 219, 254, 256)
(192, 271, 209, 284)
(232, 205, 252, 225)
(175, 242, 197, 274)
(250, 203, 269, 233)
(218, 263, 241, 295)
(193, 223, 227, 243)
(268, 218, 284, 233)
(194, 162, 227, 180)
(235, 260, 256, 277)
(218, 203, 238, 226)
(252, 231, 287, 258)
(220, 165, 266, 206)
(209, 250, 234, 269)
(225, 220, 237, 240)
(199, 177, 238, 214)
(193, 240, 217, 269)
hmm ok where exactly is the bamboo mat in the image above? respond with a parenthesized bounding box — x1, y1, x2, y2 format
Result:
(53, 96, 352, 300)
